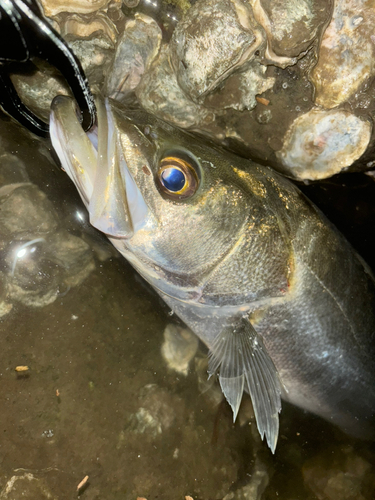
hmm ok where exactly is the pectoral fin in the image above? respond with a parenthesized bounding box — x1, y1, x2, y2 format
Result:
(208, 318, 281, 453)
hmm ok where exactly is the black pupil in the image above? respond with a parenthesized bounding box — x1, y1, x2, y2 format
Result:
(161, 167, 186, 192)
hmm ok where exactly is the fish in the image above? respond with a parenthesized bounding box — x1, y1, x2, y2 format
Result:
(49, 95, 375, 453)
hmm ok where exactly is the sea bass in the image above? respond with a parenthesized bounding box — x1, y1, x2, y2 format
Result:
(50, 95, 375, 452)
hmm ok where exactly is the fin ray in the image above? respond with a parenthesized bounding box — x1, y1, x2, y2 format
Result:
(219, 375, 245, 422)
(208, 318, 281, 453)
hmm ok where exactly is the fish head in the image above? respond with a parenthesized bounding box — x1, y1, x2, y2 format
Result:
(50, 95, 256, 297)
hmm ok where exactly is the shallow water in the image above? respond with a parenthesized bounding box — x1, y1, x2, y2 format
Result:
(0, 110, 375, 500)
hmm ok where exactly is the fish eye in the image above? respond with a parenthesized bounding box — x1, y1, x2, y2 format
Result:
(157, 155, 199, 199)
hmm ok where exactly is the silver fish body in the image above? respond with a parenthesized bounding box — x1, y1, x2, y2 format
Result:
(50, 95, 375, 452)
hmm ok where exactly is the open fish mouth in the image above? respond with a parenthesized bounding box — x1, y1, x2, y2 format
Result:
(49, 95, 149, 239)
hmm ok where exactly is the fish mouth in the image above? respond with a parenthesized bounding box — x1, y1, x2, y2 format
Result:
(50, 95, 148, 239)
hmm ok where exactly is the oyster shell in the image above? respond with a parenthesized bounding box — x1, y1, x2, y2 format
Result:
(310, 0, 375, 109)
(64, 32, 115, 93)
(170, 0, 265, 101)
(276, 109, 372, 180)
(105, 13, 162, 100)
(250, 0, 333, 63)
(136, 45, 216, 129)
(58, 11, 119, 43)
(40, 0, 112, 17)
(9, 0, 375, 180)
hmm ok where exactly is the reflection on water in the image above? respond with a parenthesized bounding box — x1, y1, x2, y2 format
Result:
(0, 107, 374, 500)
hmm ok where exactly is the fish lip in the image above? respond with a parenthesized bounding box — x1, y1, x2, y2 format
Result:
(100, 98, 150, 239)
(50, 95, 149, 240)
(50, 95, 98, 206)
(89, 97, 149, 240)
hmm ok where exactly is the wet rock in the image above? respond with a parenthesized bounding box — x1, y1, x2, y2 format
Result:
(222, 458, 269, 500)
(169, 0, 265, 101)
(161, 323, 199, 376)
(310, 0, 375, 109)
(0, 167, 94, 310)
(40, 0, 111, 17)
(58, 11, 119, 43)
(252, 0, 333, 61)
(66, 32, 115, 93)
(0, 473, 57, 500)
(276, 108, 372, 180)
(302, 446, 375, 500)
(4, 229, 94, 308)
(136, 45, 215, 129)
(126, 384, 184, 437)
(105, 13, 162, 101)
(10, 65, 72, 124)
(0, 153, 30, 186)
(0, 184, 59, 237)
(46, 230, 95, 288)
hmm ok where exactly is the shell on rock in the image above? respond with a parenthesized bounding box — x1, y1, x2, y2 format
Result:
(136, 45, 216, 129)
(66, 33, 115, 93)
(58, 11, 119, 44)
(310, 0, 375, 109)
(169, 0, 265, 101)
(18, 0, 375, 180)
(105, 13, 162, 100)
(40, 0, 112, 17)
(250, 0, 333, 63)
(276, 108, 372, 180)
(10, 64, 73, 122)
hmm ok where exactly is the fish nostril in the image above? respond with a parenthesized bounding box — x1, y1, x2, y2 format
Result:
(142, 165, 151, 176)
